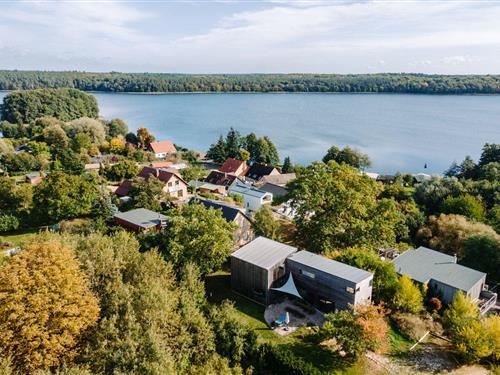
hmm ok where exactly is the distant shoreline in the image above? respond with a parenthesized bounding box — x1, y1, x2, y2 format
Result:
(2, 90, 500, 97)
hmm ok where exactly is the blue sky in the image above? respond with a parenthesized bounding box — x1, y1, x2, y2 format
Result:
(1, 0, 500, 73)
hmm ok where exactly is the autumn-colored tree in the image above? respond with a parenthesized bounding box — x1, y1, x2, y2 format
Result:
(0, 240, 99, 373)
(355, 304, 389, 354)
(136, 127, 155, 150)
(108, 137, 126, 154)
(392, 275, 423, 313)
(442, 292, 479, 332)
(416, 214, 499, 259)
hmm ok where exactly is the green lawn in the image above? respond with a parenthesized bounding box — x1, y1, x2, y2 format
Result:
(0, 227, 45, 247)
(205, 270, 381, 374)
(388, 325, 413, 355)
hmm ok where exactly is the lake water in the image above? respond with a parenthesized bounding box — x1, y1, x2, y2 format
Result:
(2, 91, 499, 174)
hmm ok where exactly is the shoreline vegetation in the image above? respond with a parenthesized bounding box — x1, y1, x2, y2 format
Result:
(2, 71, 500, 94)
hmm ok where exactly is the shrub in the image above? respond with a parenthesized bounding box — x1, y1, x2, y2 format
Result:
(441, 194, 486, 222)
(0, 215, 19, 233)
(392, 275, 423, 313)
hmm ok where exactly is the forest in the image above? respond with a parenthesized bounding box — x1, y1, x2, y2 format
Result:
(2, 70, 500, 94)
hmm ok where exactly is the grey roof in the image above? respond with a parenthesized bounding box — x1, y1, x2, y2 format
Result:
(194, 198, 250, 223)
(393, 246, 486, 292)
(260, 183, 288, 198)
(287, 250, 373, 284)
(232, 237, 297, 270)
(114, 208, 167, 229)
(230, 181, 272, 199)
(261, 173, 296, 186)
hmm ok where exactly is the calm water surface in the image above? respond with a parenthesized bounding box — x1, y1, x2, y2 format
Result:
(2, 92, 499, 174)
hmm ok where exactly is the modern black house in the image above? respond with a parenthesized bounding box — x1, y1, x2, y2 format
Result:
(231, 237, 373, 311)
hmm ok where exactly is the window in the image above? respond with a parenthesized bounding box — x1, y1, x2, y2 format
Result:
(346, 287, 355, 294)
(300, 269, 315, 279)
(178, 190, 183, 197)
(175, 180, 179, 186)
(168, 182, 173, 187)
(369, 279, 373, 287)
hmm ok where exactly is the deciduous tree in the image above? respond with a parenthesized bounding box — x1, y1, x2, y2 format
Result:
(392, 275, 423, 313)
(0, 240, 99, 373)
(287, 161, 405, 252)
(252, 206, 281, 241)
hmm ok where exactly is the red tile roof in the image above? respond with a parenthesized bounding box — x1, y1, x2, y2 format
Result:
(149, 141, 176, 154)
(204, 171, 239, 186)
(149, 161, 174, 169)
(139, 166, 187, 185)
(219, 158, 247, 174)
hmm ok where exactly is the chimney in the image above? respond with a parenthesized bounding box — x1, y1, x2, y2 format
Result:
(453, 253, 457, 263)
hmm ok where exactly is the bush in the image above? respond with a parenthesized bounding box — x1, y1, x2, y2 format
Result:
(0, 214, 20, 233)
(416, 214, 499, 258)
(254, 344, 322, 375)
(391, 313, 442, 341)
(392, 275, 423, 313)
(441, 194, 486, 222)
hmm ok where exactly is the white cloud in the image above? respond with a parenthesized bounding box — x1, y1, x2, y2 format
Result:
(1, 1, 500, 73)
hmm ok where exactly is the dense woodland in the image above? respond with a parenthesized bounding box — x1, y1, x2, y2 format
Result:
(0, 88, 499, 374)
(2, 71, 500, 94)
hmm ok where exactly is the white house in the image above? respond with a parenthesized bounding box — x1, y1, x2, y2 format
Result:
(228, 180, 272, 213)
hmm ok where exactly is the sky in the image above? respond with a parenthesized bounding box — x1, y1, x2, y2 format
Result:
(1, 0, 500, 74)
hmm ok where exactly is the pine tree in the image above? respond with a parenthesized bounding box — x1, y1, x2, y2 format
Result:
(282, 156, 293, 173)
(225, 128, 241, 159)
(206, 135, 227, 163)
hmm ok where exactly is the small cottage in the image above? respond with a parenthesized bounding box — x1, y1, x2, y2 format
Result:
(149, 140, 176, 159)
(113, 208, 167, 232)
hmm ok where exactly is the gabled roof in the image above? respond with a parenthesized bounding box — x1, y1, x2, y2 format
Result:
(139, 166, 186, 185)
(287, 250, 373, 284)
(219, 158, 247, 174)
(116, 179, 133, 196)
(193, 198, 250, 223)
(246, 163, 279, 181)
(393, 246, 486, 292)
(232, 237, 297, 270)
(149, 141, 176, 154)
(261, 173, 296, 186)
(204, 170, 240, 186)
(113, 208, 167, 229)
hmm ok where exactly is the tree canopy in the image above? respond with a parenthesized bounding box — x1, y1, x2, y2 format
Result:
(1, 88, 98, 124)
(287, 161, 405, 252)
(322, 145, 371, 169)
(2, 71, 500, 94)
(0, 240, 99, 373)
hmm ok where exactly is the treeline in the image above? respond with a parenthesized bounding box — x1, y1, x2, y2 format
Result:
(1, 88, 98, 124)
(2, 71, 500, 94)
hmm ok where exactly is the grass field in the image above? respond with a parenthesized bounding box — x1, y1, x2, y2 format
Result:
(0, 226, 45, 247)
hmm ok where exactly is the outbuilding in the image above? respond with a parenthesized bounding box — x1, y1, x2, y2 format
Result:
(113, 208, 168, 232)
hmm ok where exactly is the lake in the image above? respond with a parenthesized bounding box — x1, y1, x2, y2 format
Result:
(2, 91, 499, 174)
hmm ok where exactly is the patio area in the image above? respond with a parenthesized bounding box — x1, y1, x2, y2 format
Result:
(264, 298, 325, 336)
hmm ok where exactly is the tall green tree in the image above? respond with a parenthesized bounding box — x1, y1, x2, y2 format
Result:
(461, 235, 500, 285)
(161, 204, 236, 275)
(478, 143, 500, 167)
(281, 156, 293, 173)
(128, 176, 168, 212)
(33, 172, 99, 222)
(224, 128, 241, 159)
(252, 206, 281, 241)
(206, 135, 227, 163)
(322, 145, 371, 169)
(287, 161, 405, 252)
